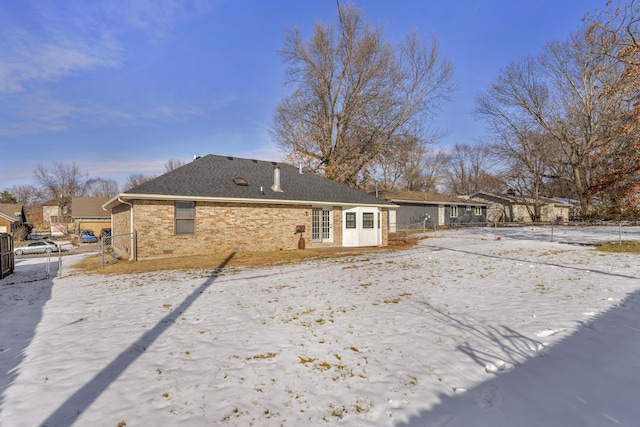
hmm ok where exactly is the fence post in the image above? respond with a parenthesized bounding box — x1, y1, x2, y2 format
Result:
(58, 247, 62, 278)
(619, 221, 622, 245)
(46, 251, 51, 278)
(551, 222, 554, 242)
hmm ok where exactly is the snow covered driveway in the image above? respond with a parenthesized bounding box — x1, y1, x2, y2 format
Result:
(1, 227, 639, 426)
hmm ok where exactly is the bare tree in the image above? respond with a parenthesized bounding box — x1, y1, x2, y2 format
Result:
(89, 178, 120, 198)
(585, 0, 640, 66)
(474, 26, 638, 216)
(165, 158, 186, 172)
(271, 3, 454, 187)
(371, 134, 447, 192)
(475, 62, 557, 221)
(444, 143, 499, 195)
(33, 162, 95, 213)
(124, 173, 155, 191)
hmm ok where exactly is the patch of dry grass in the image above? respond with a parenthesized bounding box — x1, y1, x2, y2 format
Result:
(597, 240, 640, 254)
(71, 237, 424, 275)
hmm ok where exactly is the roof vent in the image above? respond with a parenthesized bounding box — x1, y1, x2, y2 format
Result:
(271, 165, 283, 192)
(233, 177, 249, 186)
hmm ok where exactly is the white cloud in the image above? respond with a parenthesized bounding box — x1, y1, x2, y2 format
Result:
(104, 0, 214, 44)
(0, 25, 123, 93)
(236, 142, 285, 163)
(0, 89, 205, 137)
(0, 1, 211, 136)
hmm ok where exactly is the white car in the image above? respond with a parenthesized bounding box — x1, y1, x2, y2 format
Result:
(14, 241, 59, 255)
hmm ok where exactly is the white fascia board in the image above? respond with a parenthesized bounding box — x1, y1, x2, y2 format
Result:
(0, 212, 16, 222)
(106, 193, 396, 210)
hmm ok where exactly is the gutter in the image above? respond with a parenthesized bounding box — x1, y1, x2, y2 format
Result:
(108, 193, 397, 209)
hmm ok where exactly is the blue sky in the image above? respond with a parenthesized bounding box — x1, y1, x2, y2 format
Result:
(0, 0, 607, 190)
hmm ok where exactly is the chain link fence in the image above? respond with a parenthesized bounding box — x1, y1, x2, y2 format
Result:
(391, 220, 640, 246)
(0, 248, 63, 286)
(98, 231, 137, 267)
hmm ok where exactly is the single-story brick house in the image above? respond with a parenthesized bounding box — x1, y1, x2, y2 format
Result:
(375, 191, 488, 229)
(471, 191, 573, 223)
(102, 155, 396, 260)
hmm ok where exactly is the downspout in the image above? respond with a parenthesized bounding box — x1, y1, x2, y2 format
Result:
(118, 197, 136, 261)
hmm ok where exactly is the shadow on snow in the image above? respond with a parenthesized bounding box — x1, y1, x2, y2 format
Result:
(39, 253, 235, 427)
(0, 258, 60, 416)
(397, 281, 640, 426)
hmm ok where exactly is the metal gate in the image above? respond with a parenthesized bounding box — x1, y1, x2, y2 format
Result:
(1, 246, 62, 285)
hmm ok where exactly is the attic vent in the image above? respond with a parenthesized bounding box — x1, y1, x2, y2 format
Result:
(227, 156, 234, 160)
(233, 177, 249, 186)
(252, 159, 258, 163)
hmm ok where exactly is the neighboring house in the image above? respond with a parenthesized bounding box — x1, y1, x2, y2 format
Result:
(42, 199, 71, 224)
(375, 191, 488, 229)
(471, 191, 573, 223)
(0, 203, 26, 234)
(71, 197, 111, 234)
(40, 198, 110, 235)
(102, 155, 396, 260)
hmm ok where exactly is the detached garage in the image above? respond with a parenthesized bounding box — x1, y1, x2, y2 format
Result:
(71, 197, 111, 234)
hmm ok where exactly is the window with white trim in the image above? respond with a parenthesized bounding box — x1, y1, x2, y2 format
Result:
(474, 207, 482, 216)
(450, 205, 459, 218)
(362, 212, 374, 229)
(312, 207, 333, 242)
(175, 201, 195, 235)
(345, 212, 356, 229)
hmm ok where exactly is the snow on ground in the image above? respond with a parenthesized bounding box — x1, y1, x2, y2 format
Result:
(1, 227, 639, 426)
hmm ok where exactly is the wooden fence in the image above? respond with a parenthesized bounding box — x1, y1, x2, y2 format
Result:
(0, 233, 14, 279)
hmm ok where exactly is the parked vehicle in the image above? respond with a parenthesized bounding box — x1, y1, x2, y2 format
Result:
(14, 241, 59, 255)
(100, 228, 112, 244)
(80, 229, 98, 243)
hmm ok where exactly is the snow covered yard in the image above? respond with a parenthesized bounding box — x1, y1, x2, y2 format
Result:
(1, 227, 639, 426)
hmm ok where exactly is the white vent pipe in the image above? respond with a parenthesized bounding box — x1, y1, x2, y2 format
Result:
(271, 165, 283, 192)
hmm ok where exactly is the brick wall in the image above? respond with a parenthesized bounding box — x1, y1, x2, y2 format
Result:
(112, 200, 389, 260)
(132, 201, 343, 259)
(112, 204, 133, 259)
(381, 209, 388, 246)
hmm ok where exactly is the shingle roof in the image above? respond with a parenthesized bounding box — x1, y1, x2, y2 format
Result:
(115, 155, 394, 207)
(71, 197, 110, 218)
(471, 191, 573, 206)
(0, 203, 24, 222)
(375, 190, 483, 205)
